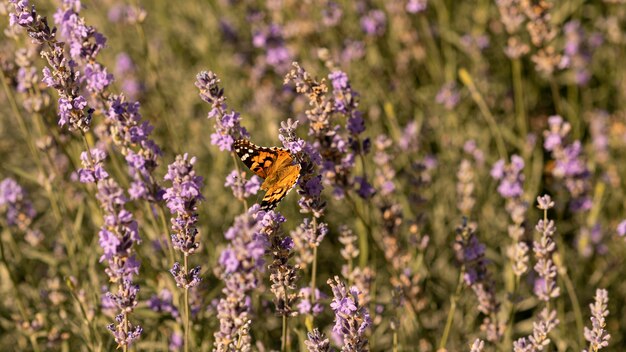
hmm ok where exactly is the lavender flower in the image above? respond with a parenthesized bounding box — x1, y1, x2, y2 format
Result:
(457, 159, 476, 216)
(406, 0, 427, 14)
(196, 71, 249, 152)
(543, 116, 591, 212)
(513, 308, 559, 352)
(490, 155, 525, 199)
(360, 9, 386, 37)
(322, 1, 343, 27)
(8, 0, 94, 131)
(469, 339, 485, 352)
(436, 82, 460, 110)
(148, 289, 180, 319)
(305, 329, 334, 352)
(0, 178, 36, 230)
(77, 148, 108, 183)
(93, 169, 143, 347)
(106, 95, 163, 201)
(169, 332, 183, 351)
(291, 218, 328, 267)
(514, 195, 561, 350)
(298, 287, 326, 316)
(453, 219, 501, 341)
(114, 53, 142, 100)
(163, 154, 204, 257)
(328, 276, 371, 351)
(497, 0, 525, 34)
(617, 220, 626, 238)
(583, 288, 610, 351)
(265, 209, 300, 320)
(533, 196, 560, 301)
(54, 1, 113, 97)
(559, 20, 601, 86)
(214, 206, 269, 351)
(252, 24, 292, 73)
(224, 170, 261, 200)
(107, 312, 143, 348)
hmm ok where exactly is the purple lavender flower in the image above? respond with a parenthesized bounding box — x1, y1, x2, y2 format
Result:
(513, 308, 559, 351)
(224, 170, 261, 200)
(196, 71, 249, 152)
(543, 116, 591, 212)
(436, 82, 461, 110)
(83, 62, 114, 94)
(328, 276, 371, 350)
(169, 331, 183, 351)
(583, 288, 611, 351)
(170, 262, 202, 289)
(107, 314, 143, 348)
(252, 24, 291, 73)
(490, 155, 525, 199)
(214, 206, 270, 351)
(322, 1, 343, 27)
(305, 329, 334, 352)
(406, 0, 428, 13)
(54, 1, 106, 62)
(618, 220, 626, 237)
(354, 176, 375, 199)
(0, 178, 36, 230)
(105, 279, 143, 348)
(514, 195, 561, 350)
(360, 9, 386, 37)
(163, 154, 204, 257)
(453, 219, 501, 341)
(77, 148, 109, 183)
(148, 289, 180, 319)
(298, 287, 326, 316)
(106, 95, 163, 201)
(558, 20, 602, 86)
(115, 53, 141, 99)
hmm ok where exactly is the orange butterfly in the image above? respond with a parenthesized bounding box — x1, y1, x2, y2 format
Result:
(233, 139, 301, 210)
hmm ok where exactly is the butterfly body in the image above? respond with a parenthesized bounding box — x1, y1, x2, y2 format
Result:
(233, 139, 301, 210)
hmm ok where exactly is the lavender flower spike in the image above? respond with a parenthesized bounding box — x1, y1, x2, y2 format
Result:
(163, 153, 204, 257)
(0, 178, 36, 230)
(328, 276, 371, 351)
(469, 339, 485, 352)
(305, 329, 334, 352)
(583, 289, 610, 351)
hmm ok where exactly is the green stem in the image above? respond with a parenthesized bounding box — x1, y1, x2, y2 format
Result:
(550, 79, 562, 117)
(184, 255, 190, 352)
(503, 275, 520, 348)
(157, 205, 176, 265)
(281, 283, 289, 352)
(459, 68, 507, 159)
(554, 247, 585, 349)
(122, 313, 128, 352)
(67, 282, 97, 352)
(439, 265, 465, 350)
(392, 330, 398, 352)
(512, 58, 527, 138)
(309, 241, 318, 322)
(346, 194, 370, 268)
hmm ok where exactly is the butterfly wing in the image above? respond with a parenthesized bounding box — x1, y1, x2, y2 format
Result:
(260, 163, 301, 210)
(233, 139, 281, 179)
(233, 139, 300, 210)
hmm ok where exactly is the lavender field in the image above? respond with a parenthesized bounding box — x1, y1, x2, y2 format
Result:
(1, 0, 625, 351)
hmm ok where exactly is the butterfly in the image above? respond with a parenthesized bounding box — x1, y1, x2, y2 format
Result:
(233, 139, 301, 210)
